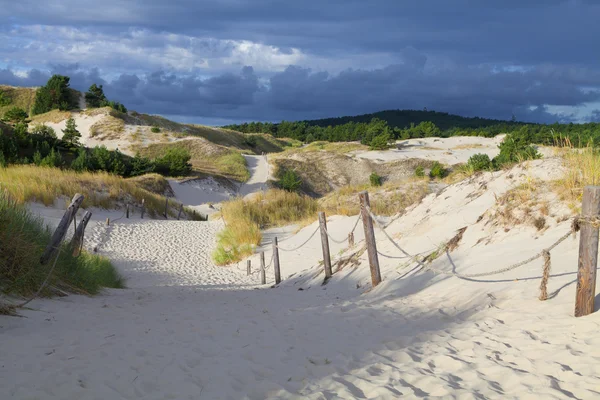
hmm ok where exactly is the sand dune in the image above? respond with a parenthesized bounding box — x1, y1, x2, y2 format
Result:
(3, 152, 600, 399)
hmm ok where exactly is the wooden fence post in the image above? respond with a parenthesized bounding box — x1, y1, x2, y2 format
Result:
(40, 194, 85, 264)
(106, 217, 110, 226)
(247, 260, 251, 276)
(575, 186, 600, 317)
(273, 237, 281, 284)
(260, 251, 266, 284)
(348, 232, 355, 248)
(164, 197, 169, 219)
(359, 191, 382, 287)
(70, 211, 92, 256)
(177, 204, 184, 220)
(318, 212, 332, 279)
(141, 199, 145, 219)
(126, 203, 130, 219)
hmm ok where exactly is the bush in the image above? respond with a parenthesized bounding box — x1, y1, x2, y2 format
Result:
(467, 153, 492, 171)
(151, 126, 160, 133)
(39, 148, 63, 167)
(71, 148, 91, 171)
(31, 124, 56, 138)
(3, 106, 28, 123)
(369, 132, 391, 150)
(415, 166, 425, 177)
(0, 90, 10, 107)
(429, 162, 447, 179)
(155, 147, 192, 176)
(243, 134, 257, 147)
(369, 172, 382, 186)
(279, 169, 302, 192)
(493, 128, 541, 168)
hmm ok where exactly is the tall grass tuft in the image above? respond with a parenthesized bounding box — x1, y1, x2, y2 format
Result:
(213, 189, 318, 265)
(0, 165, 183, 218)
(556, 138, 600, 206)
(0, 191, 124, 300)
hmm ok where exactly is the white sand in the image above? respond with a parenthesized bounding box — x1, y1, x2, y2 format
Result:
(4, 154, 600, 398)
(354, 135, 503, 165)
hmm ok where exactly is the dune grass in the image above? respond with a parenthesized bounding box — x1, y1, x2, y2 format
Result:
(555, 141, 600, 209)
(136, 139, 250, 182)
(0, 191, 124, 304)
(29, 110, 72, 124)
(0, 165, 184, 218)
(319, 179, 431, 216)
(213, 189, 318, 265)
(0, 85, 37, 117)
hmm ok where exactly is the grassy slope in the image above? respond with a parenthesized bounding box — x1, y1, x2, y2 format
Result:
(135, 139, 251, 182)
(0, 191, 123, 304)
(0, 85, 37, 117)
(0, 165, 185, 218)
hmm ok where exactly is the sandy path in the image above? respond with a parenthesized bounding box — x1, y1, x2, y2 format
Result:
(239, 154, 269, 197)
(4, 157, 600, 399)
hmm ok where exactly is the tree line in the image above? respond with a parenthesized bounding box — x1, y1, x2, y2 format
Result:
(224, 114, 600, 149)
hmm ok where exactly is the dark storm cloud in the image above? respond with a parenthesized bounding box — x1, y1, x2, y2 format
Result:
(1, 0, 599, 123)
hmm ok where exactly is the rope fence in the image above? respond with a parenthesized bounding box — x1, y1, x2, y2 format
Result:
(250, 186, 600, 318)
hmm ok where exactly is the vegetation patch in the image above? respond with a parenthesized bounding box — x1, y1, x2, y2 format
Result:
(0, 191, 124, 302)
(213, 189, 318, 265)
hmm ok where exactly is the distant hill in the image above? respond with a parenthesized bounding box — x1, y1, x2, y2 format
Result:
(302, 109, 527, 131)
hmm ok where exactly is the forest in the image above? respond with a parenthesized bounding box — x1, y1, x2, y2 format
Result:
(224, 110, 600, 148)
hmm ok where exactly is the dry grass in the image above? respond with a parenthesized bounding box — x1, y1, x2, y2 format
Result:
(319, 179, 431, 216)
(0, 85, 37, 117)
(287, 141, 368, 155)
(89, 115, 125, 139)
(128, 173, 174, 196)
(0, 166, 183, 218)
(452, 143, 485, 150)
(490, 178, 553, 230)
(554, 142, 600, 209)
(29, 110, 72, 124)
(213, 189, 318, 264)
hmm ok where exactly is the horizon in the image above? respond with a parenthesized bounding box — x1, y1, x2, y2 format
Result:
(2, 1, 599, 125)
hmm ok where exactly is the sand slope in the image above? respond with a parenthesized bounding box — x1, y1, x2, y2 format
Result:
(3, 156, 600, 399)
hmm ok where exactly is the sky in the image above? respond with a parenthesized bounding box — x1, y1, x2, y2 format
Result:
(1, 0, 599, 125)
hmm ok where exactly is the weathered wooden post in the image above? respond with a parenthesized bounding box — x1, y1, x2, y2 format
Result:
(106, 217, 110, 226)
(40, 194, 84, 264)
(359, 191, 382, 287)
(575, 186, 600, 317)
(260, 251, 266, 284)
(164, 196, 169, 219)
(70, 211, 92, 256)
(141, 199, 146, 219)
(126, 204, 130, 219)
(348, 232, 355, 248)
(247, 260, 251, 276)
(318, 212, 333, 279)
(273, 237, 281, 284)
(177, 204, 184, 220)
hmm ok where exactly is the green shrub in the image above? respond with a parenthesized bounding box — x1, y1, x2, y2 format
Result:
(429, 162, 447, 179)
(369, 172, 382, 186)
(31, 124, 56, 138)
(279, 169, 302, 192)
(3, 106, 28, 123)
(0, 90, 10, 107)
(415, 166, 425, 177)
(243, 135, 257, 147)
(369, 132, 391, 150)
(493, 130, 541, 168)
(467, 153, 492, 171)
(39, 148, 63, 167)
(151, 126, 160, 133)
(61, 117, 81, 146)
(155, 147, 192, 176)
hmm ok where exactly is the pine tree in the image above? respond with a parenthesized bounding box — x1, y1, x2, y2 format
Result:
(62, 117, 81, 146)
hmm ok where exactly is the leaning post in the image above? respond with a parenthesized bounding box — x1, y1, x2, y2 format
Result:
(40, 193, 84, 264)
(575, 186, 600, 317)
(70, 210, 92, 256)
(359, 191, 382, 287)
(273, 237, 281, 285)
(318, 212, 333, 279)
